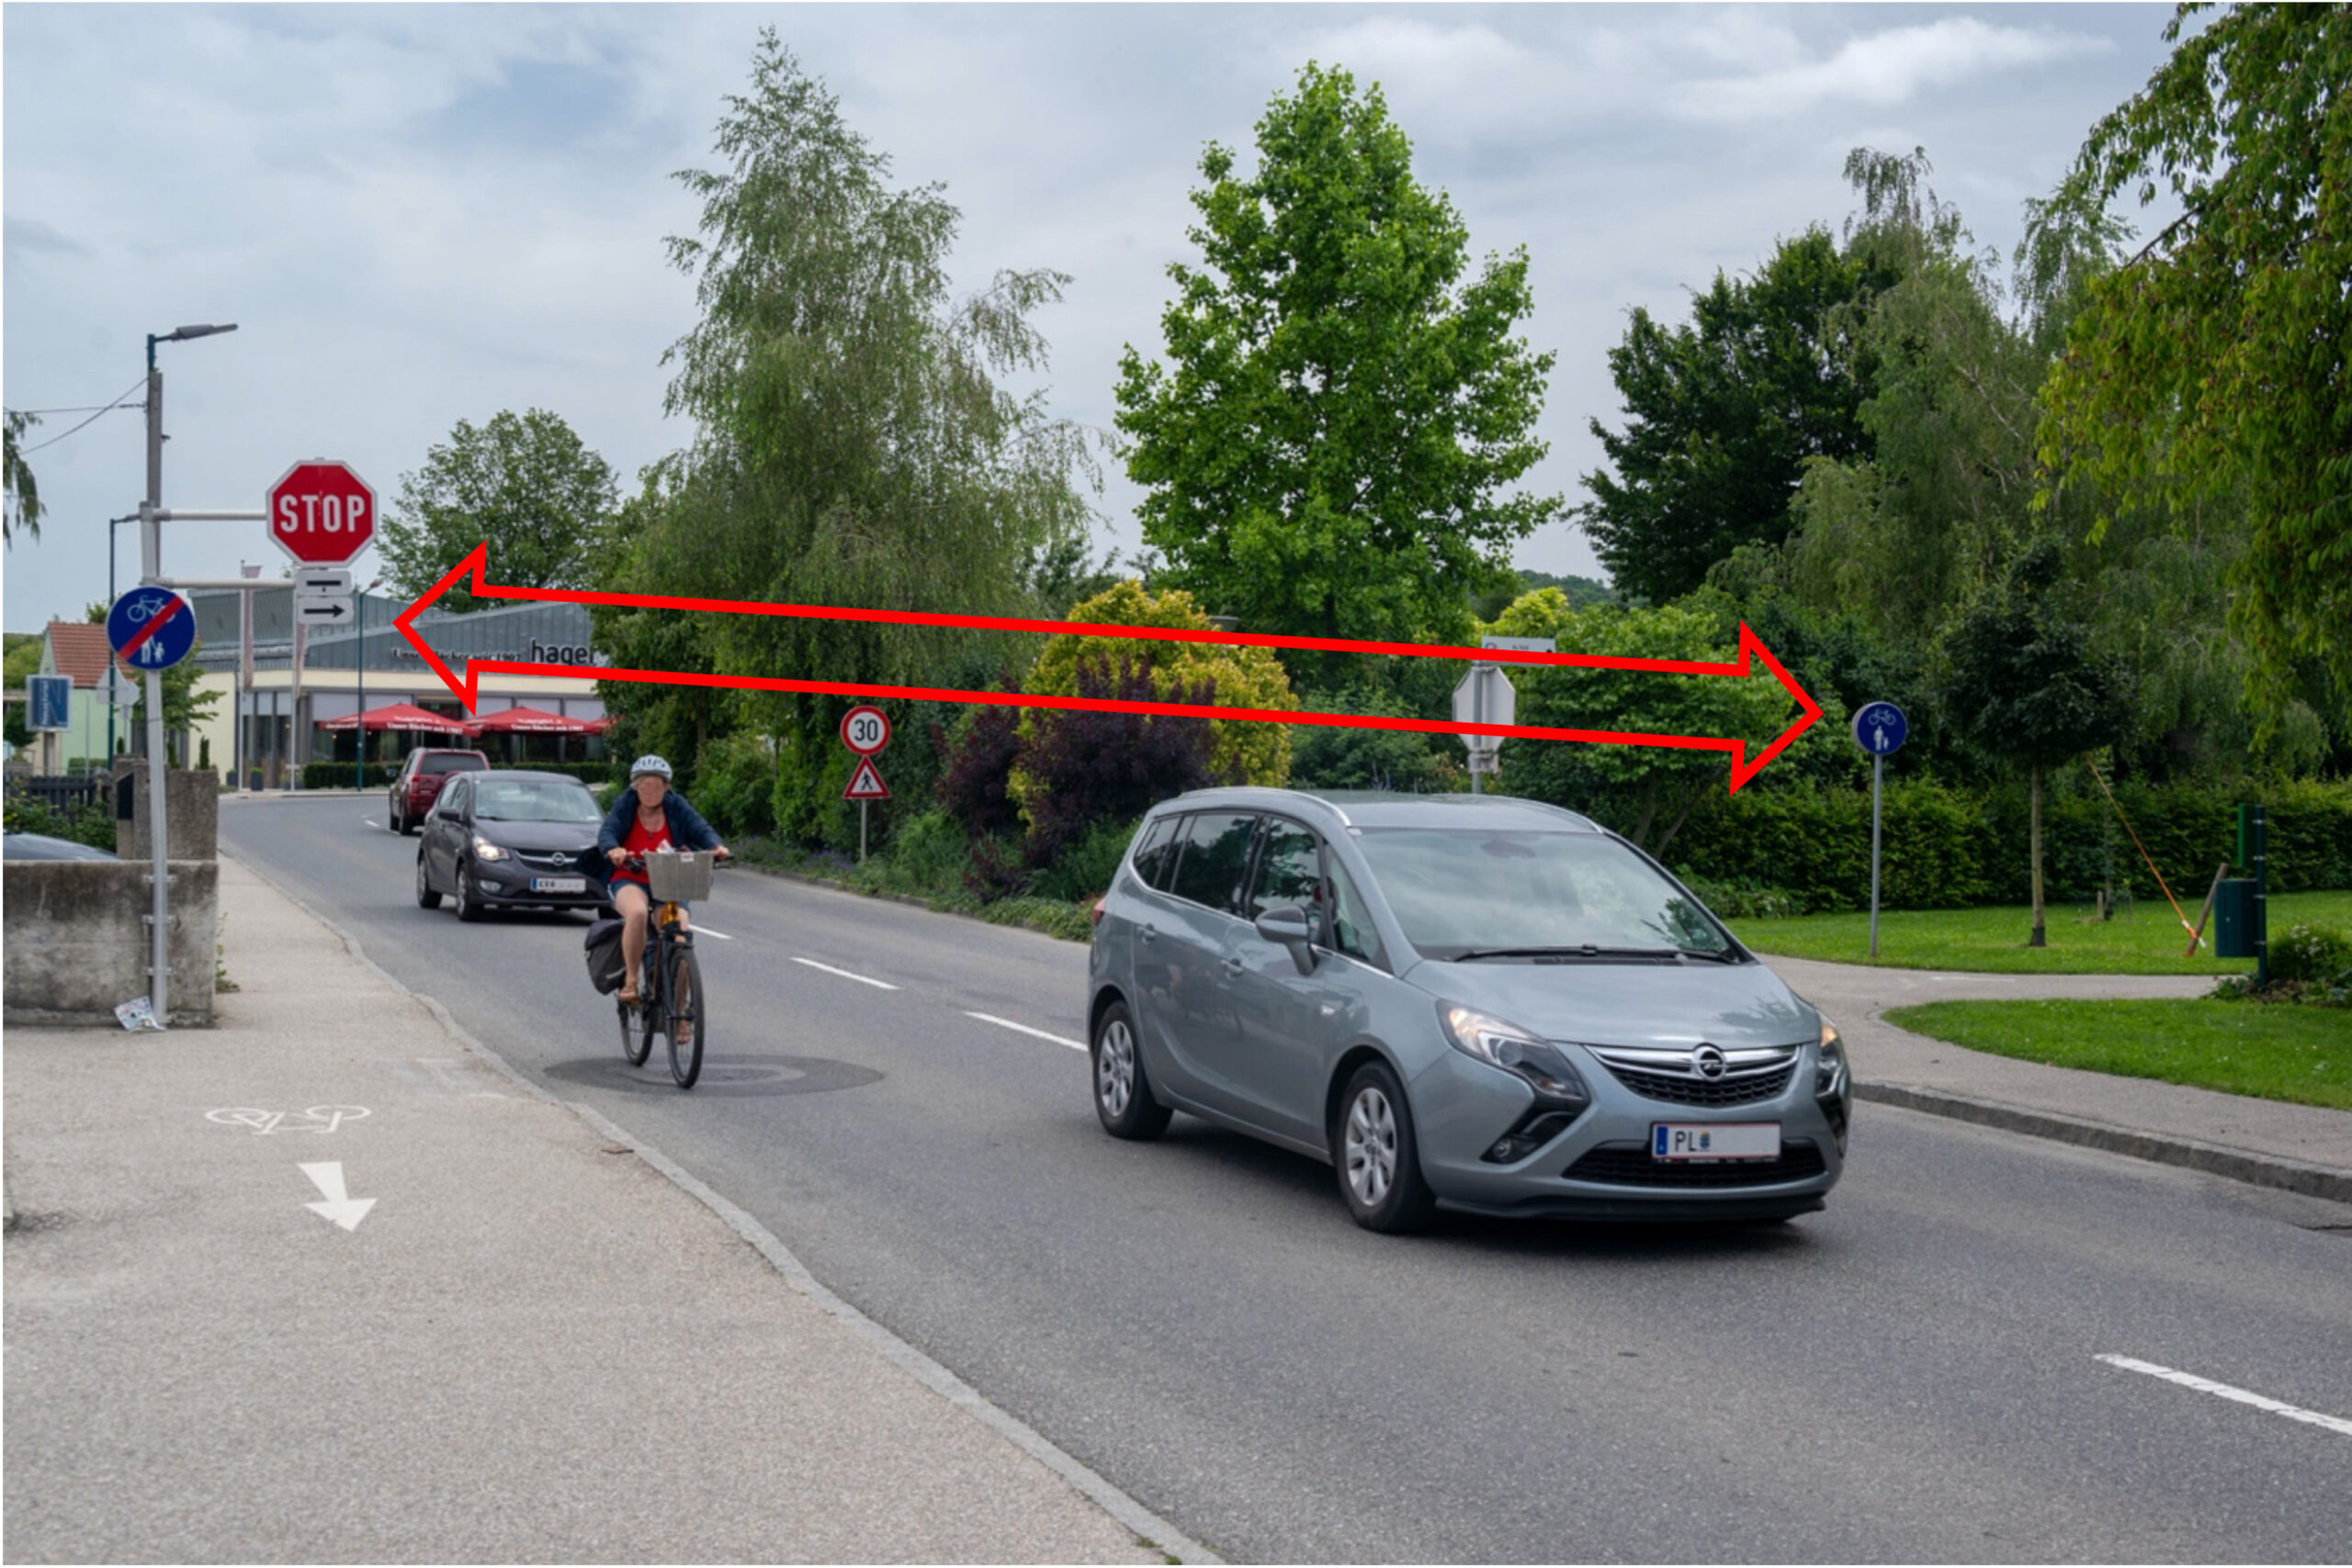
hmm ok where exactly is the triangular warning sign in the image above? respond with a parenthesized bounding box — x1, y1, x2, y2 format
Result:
(842, 756, 890, 800)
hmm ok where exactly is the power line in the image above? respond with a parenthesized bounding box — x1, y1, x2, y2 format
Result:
(15, 375, 151, 456)
(4, 401, 147, 416)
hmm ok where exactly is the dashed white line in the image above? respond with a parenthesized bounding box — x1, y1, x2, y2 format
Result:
(966, 1011, 1086, 1052)
(688, 925, 735, 941)
(790, 955, 898, 989)
(2097, 1354, 2352, 1438)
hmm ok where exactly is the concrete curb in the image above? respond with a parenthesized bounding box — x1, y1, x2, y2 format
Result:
(1856, 1080, 2352, 1204)
(220, 850, 1223, 1567)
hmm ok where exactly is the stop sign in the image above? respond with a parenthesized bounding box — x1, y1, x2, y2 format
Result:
(267, 458, 376, 566)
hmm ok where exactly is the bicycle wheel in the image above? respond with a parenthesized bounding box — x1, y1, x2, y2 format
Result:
(665, 940, 705, 1089)
(618, 953, 653, 1066)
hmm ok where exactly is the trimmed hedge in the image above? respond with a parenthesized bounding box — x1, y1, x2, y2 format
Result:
(1666, 775, 2352, 914)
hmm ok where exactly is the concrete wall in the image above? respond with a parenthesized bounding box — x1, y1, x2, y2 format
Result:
(111, 765, 219, 861)
(3, 860, 219, 1027)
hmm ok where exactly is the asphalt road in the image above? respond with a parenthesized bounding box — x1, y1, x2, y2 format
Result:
(222, 795, 2352, 1563)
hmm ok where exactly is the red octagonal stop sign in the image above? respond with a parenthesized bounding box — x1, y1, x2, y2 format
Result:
(267, 458, 376, 566)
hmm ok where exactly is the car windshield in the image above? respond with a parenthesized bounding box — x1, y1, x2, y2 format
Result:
(1353, 827, 1734, 961)
(470, 779, 600, 824)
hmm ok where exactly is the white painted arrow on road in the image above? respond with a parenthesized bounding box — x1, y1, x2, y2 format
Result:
(299, 1161, 375, 1231)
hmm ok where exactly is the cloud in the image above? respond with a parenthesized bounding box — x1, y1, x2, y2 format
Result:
(1675, 17, 2109, 122)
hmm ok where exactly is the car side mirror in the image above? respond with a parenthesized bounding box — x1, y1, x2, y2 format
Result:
(1253, 905, 1318, 976)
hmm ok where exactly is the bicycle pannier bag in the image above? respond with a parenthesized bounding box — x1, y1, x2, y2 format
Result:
(583, 914, 627, 995)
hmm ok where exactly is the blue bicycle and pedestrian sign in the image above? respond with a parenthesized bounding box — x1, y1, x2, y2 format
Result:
(1850, 701, 1908, 757)
(107, 587, 198, 671)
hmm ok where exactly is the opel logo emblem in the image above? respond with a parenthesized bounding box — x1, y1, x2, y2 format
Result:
(1691, 1044, 1727, 1080)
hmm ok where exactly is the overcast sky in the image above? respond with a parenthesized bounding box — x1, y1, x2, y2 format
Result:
(3, 3, 2181, 636)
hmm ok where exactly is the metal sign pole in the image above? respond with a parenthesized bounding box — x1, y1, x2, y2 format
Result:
(1870, 752, 1884, 960)
(859, 799, 869, 863)
(141, 366, 170, 1023)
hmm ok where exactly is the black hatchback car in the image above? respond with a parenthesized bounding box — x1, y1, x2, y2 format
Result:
(414, 770, 605, 921)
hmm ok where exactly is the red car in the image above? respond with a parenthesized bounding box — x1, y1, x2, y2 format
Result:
(388, 749, 489, 835)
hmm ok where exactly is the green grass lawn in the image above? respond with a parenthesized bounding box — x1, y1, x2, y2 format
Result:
(1724, 889, 2352, 976)
(1883, 998, 2352, 1110)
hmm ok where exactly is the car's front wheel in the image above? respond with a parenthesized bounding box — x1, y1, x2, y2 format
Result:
(414, 853, 441, 910)
(455, 863, 487, 922)
(1091, 1001, 1170, 1140)
(1334, 1062, 1437, 1233)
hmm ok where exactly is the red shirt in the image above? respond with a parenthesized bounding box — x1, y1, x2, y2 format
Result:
(611, 810, 673, 887)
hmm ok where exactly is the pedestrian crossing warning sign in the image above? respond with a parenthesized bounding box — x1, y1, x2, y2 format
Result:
(842, 757, 889, 800)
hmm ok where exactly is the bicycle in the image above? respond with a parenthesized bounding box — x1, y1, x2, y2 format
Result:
(613, 849, 718, 1089)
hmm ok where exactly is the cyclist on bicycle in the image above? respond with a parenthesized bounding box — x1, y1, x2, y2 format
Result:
(596, 755, 729, 1005)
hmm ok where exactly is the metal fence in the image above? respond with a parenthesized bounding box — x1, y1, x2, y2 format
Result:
(7, 774, 109, 813)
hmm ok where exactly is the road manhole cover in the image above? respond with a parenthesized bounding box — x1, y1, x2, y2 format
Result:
(544, 1055, 884, 1097)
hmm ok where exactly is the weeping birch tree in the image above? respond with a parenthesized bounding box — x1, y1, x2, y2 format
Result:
(626, 32, 1100, 837)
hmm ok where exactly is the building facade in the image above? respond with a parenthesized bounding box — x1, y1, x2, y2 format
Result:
(187, 590, 610, 788)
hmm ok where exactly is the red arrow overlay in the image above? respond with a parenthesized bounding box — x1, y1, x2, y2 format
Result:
(396, 544, 1822, 792)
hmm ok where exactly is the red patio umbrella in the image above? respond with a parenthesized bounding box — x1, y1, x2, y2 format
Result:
(462, 705, 597, 736)
(318, 702, 471, 734)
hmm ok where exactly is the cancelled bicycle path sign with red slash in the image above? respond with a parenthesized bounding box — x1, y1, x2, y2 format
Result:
(108, 586, 198, 671)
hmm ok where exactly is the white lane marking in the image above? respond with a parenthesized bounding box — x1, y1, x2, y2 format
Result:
(687, 924, 734, 941)
(966, 1011, 1086, 1052)
(2097, 1354, 2352, 1438)
(299, 1161, 376, 1232)
(361, 818, 380, 829)
(790, 955, 898, 989)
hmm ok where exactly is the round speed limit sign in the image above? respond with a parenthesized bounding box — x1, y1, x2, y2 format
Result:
(840, 705, 890, 756)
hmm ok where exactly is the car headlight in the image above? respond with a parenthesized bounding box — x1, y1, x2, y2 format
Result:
(471, 837, 508, 862)
(1815, 1021, 1848, 1099)
(1440, 1003, 1589, 1106)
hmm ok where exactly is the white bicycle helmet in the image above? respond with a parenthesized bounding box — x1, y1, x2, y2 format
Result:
(628, 754, 673, 783)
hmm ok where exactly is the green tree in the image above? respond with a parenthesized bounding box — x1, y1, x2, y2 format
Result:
(1939, 543, 2130, 946)
(1485, 591, 1838, 854)
(377, 408, 619, 611)
(2035, 2, 2352, 727)
(637, 33, 1098, 842)
(1115, 63, 1557, 666)
(4, 410, 41, 547)
(1579, 223, 1900, 605)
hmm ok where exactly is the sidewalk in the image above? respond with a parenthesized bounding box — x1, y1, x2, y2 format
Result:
(3, 856, 1206, 1564)
(1764, 954, 2352, 1204)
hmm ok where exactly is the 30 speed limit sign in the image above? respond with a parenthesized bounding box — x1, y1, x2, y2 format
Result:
(840, 705, 890, 756)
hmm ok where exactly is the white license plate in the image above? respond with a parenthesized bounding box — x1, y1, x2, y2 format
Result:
(1652, 1122, 1781, 1162)
(530, 876, 587, 894)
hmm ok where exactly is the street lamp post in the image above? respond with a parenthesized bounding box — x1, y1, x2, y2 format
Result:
(354, 576, 381, 791)
(138, 321, 236, 1027)
(104, 511, 136, 763)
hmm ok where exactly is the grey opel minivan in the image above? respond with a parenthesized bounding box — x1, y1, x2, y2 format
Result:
(1086, 788, 1849, 1232)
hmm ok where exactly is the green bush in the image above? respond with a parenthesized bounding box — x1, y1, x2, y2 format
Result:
(2268, 923, 2352, 986)
(1028, 816, 1139, 903)
(690, 730, 779, 839)
(877, 810, 971, 897)
(3, 793, 117, 851)
(1671, 871, 1804, 920)
(300, 761, 398, 790)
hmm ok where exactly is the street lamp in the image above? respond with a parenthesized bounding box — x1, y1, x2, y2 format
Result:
(103, 511, 137, 763)
(354, 576, 382, 792)
(135, 319, 237, 1028)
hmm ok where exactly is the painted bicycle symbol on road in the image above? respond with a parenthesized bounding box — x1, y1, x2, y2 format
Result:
(206, 1105, 371, 1135)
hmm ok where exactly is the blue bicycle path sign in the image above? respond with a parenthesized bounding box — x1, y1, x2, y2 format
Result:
(107, 586, 198, 672)
(1851, 701, 1908, 757)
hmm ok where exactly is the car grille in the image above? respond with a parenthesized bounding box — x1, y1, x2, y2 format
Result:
(1563, 1141, 1826, 1189)
(1601, 1060, 1794, 1107)
(1586, 1043, 1799, 1107)
(514, 849, 587, 874)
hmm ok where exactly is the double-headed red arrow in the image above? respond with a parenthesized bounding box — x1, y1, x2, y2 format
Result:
(395, 544, 1821, 792)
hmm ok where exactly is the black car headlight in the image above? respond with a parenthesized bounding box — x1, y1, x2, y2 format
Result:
(1440, 1003, 1589, 1108)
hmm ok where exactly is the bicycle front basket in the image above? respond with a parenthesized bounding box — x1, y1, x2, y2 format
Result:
(644, 850, 714, 903)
